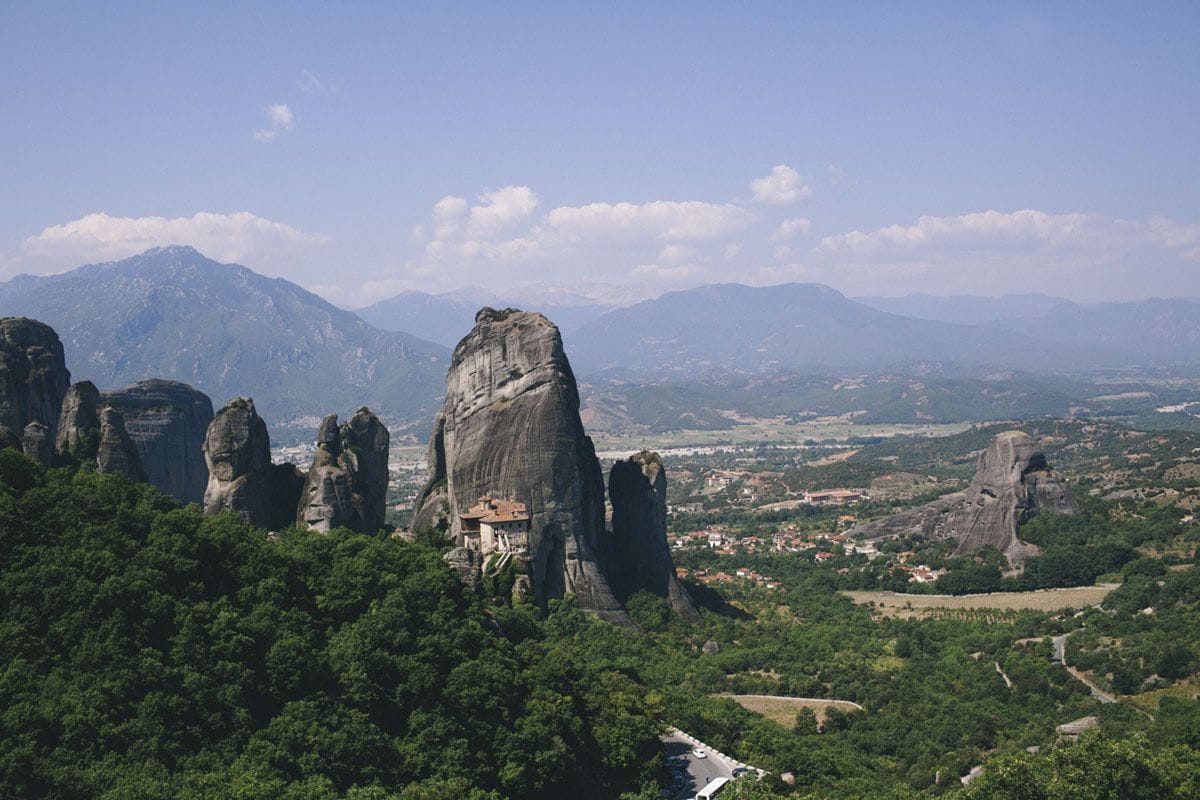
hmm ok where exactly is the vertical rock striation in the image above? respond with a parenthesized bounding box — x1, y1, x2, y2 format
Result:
(56, 381, 101, 462)
(95, 406, 145, 482)
(853, 430, 1079, 568)
(103, 379, 214, 504)
(413, 308, 628, 622)
(608, 451, 700, 622)
(296, 408, 389, 533)
(21, 421, 53, 466)
(0, 317, 71, 453)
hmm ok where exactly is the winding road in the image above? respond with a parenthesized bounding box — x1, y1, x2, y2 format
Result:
(663, 730, 742, 799)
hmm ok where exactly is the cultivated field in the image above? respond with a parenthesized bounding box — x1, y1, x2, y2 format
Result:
(843, 586, 1117, 619)
(719, 694, 864, 726)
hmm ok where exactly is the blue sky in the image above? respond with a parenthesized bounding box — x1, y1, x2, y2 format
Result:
(2, 1, 1197, 306)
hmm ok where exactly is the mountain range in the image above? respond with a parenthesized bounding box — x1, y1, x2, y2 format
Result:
(0, 247, 448, 436)
(4, 247, 1200, 440)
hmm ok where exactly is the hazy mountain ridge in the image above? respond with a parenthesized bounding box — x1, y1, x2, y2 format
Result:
(357, 288, 612, 347)
(855, 292, 1070, 325)
(0, 247, 449, 434)
(565, 283, 1124, 377)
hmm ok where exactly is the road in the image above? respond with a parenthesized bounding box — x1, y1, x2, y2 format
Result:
(663, 731, 740, 799)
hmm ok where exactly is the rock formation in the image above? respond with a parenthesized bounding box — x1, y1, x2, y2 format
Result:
(102, 379, 214, 504)
(297, 408, 389, 533)
(55, 381, 101, 462)
(21, 421, 53, 466)
(0, 317, 71, 452)
(412, 308, 628, 622)
(203, 398, 273, 526)
(853, 431, 1078, 568)
(202, 397, 307, 530)
(608, 451, 700, 621)
(95, 406, 145, 482)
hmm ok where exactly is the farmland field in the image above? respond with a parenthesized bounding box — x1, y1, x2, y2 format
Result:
(719, 694, 864, 726)
(842, 586, 1117, 619)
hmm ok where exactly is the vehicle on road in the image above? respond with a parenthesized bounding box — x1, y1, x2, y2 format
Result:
(696, 776, 730, 799)
(692, 748, 707, 758)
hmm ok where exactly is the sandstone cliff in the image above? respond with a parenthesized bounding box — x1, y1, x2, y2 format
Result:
(297, 408, 389, 533)
(413, 308, 628, 622)
(0, 317, 71, 454)
(102, 379, 214, 504)
(608, 452, 700, 621)
(853, 431, 1078, 568)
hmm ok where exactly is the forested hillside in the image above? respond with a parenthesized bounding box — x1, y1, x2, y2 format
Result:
(0, 452, 661, 800)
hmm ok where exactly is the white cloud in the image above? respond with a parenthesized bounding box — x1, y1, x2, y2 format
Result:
(658, 244, 698, 265)
(464, 186, 539, 239)
(253, 103, 295, 141)
(544, 200, 752, 245)
(814, 209, 1152, 258)
(724, 243, 741, 258)
(750, 164, 811, 205)
(772, 218, 812, 241)
(773, 245, 793, 260)
(16, 211, 328, 275)
(772, 210, 1200, 299)
(827, 165, 847, 188)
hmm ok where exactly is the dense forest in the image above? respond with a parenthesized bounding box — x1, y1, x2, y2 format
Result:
(3, 448, 1200, 798)
(0, 451, 661, 799)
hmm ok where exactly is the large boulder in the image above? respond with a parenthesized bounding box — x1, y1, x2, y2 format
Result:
(854, 431, 1079, 568)
(55, 381, 101, 462)
(413, 308, 627, 622)
(608, 451, 700, 622)
(95, 406, 145, 482)
(102, 379, 214, 504)
(0, 317, 71, 449)
(296, 409, 389, 533)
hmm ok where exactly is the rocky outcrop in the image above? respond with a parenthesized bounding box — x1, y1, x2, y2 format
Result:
(297, 408, 389, 533)
(203, 398, 274, 526)
(0, 317, 70, 450)
(413, 308, 628, 622)
(609, 451, 700, 621)
(21, 421, 52, 466)
(95, 406, 145, 482)
(444, 546, 483, 591)
(55, 381, 101, 462)
(102, 379, 214, 504)
(854, 431, 1078, 568)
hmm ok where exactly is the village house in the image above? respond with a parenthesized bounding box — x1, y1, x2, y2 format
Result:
(459, 496, 531, 556)
(804, 489, 865, 505)
(704, 469, 745, 489)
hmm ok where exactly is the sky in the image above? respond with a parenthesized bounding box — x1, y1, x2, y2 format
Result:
(1, 1, 1198, 307)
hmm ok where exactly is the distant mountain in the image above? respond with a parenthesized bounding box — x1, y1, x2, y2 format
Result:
(0, 247, 449, 435)
(357, 288, 612, 347)
(989, 299, 1200, 364)
(855, 292, 1069, 325)
(566, 283, 1115, 377)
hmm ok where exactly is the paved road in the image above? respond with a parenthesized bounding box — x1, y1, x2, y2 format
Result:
(663, 731, 739, 799)
(1052, 630, 1116, 703)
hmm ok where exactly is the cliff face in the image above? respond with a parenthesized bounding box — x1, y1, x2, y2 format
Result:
(413, 308, 627, 622)
(95, 406, 145, 482)
(854, 431, 1079, 568)
(0, 317, 71, 458)
(102, 379, 214, 504)
(608, 451, 700, 621)
(56, 381, 101, 462)
(297, 408, 389, 533)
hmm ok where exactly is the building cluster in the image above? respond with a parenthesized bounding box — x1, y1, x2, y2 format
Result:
(677, 566, 780, 590)
(459, 496, 530, 556)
